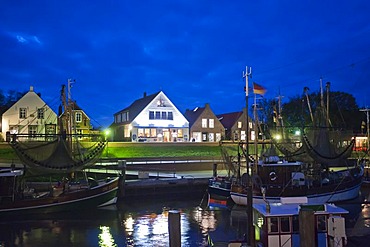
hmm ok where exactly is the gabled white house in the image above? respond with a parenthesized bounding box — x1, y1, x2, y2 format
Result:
(1, 86, 58, 140)
(111, 91, 189, 142)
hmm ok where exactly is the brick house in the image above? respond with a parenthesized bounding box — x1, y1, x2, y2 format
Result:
(184, 103, 225, 142)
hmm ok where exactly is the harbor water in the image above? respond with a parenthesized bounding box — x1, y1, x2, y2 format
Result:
(0, 188, 369, 247)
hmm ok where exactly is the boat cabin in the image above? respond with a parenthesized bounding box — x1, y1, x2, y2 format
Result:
(0, 168, 24, 203)
(253, 197, 348, 247)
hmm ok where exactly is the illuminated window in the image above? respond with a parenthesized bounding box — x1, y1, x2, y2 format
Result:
(209, 133, 214, 142)
(202, 133, 207, 141)
(37, 108, 44, 119)
(150, 128, 156, 137)
(76, 112, 82, 122)
(138, 128, 144, 137)
(209, 119, 214, 128)
(19, 108, 27, 118)
(202, 119, 207, 128)
(177, 129, 183, 138)
(238, 121, 242, 129)
(144, 128, 150, 137)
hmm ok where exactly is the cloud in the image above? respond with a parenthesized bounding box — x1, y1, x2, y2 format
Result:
(15, 33, 42, 45)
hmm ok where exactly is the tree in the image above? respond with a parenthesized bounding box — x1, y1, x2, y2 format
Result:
(281, 90, 363, 132)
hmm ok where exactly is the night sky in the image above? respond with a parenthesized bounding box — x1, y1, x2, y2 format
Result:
(1, 1, 370, 128)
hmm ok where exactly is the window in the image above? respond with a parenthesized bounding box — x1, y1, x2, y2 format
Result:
(138, 128, 144, 137)
(177, 129, 183, 138)
(149, 111, 154, 120)
(162, 112, 167, 119)
(28, 125, 37, 136)
(208, 133, 214, 142)
(202, 133, 207, 141)
(19, 108, 27, 119)
(202, 119, 207, 128)
(280, 217, 291, 233)
(155, 111, 161, 119)
(168, 112, 173, 120)
(76, 112, 82, 122)
(268, 217, 279, 233)
(238, 121, 242, 129)
(317, 215, 327, 232)
(216, 133, 221, 142)
(37, 108, 44, 119)
(209, 119, 214, 128)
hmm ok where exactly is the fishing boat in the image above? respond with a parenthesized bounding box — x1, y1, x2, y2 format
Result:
(251, 197, 348, 247)
(230, 81, 364, 206)
(0, 167, 119, 216)
(208, 145, 239, 199)
(1, 81, 121, 216)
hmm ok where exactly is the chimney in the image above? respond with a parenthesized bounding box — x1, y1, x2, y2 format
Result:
(143, 92, 147, 98)
(30, 86, 34, 92)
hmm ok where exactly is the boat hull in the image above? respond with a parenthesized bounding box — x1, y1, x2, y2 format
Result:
(230, 177, 362, 206)
(0, 177, 120, 216)
(208, 178, 232, 199)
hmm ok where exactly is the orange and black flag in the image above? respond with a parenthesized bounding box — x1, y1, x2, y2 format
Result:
(253, 82, 267, 95)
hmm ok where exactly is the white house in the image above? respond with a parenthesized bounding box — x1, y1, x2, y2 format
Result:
(111, 91, 189, 142)
(1, 86, 58, 140)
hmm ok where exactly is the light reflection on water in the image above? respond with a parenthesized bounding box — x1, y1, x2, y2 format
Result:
(122, 205, 213, 247)
(0, 189, 369, 246)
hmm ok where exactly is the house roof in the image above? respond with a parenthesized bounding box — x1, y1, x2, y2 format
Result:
(114, 91, 161, 122)
(217, 111, 243, 129)
(184, 106, 206, 126)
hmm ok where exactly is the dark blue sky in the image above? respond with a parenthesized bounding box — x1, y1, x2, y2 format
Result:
(1, 1, 370, 128)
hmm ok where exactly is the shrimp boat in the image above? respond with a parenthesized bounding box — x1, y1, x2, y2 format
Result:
(230, 81, 364, 206)
(1, 81, 121, 216)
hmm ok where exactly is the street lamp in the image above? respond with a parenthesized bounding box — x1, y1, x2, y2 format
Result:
(104, 129, 110, 157)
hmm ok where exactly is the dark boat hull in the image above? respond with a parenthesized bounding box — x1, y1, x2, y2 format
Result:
(208, 177, 231, 199)
(0, 177, 120, 216)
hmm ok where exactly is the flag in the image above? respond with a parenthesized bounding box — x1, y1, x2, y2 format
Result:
(253, 82, 267, 95)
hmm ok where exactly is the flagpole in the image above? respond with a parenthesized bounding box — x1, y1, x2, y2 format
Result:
(243, 66, 254, 246)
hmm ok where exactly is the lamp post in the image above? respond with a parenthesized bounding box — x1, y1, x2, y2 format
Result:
(105, 129, 110, 157)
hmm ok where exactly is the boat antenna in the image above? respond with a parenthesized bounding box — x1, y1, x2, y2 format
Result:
(242, 65, 254, 246)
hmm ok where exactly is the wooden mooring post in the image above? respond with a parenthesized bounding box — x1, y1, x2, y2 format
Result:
(118, 160, 126, 198)
(168, 210, 181, 247)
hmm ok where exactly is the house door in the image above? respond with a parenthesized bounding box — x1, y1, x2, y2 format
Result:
(163, 129, 170, 142)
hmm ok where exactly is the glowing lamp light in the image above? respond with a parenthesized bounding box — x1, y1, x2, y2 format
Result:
(295, 130, 301, 136)
(274, 134, 282, 140)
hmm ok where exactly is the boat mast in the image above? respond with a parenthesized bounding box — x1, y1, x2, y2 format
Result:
(243, 66, 254, 246)
(304, 87, 315, 124)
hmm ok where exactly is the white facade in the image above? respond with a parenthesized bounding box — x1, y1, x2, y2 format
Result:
(1, 86, 58, 140)
(130, 92, 189, 142)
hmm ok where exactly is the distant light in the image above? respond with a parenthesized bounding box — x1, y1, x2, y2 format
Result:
(274, 134, 282, 140)
(295, 130, 301, 136)
(105, 129, 110, 136)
